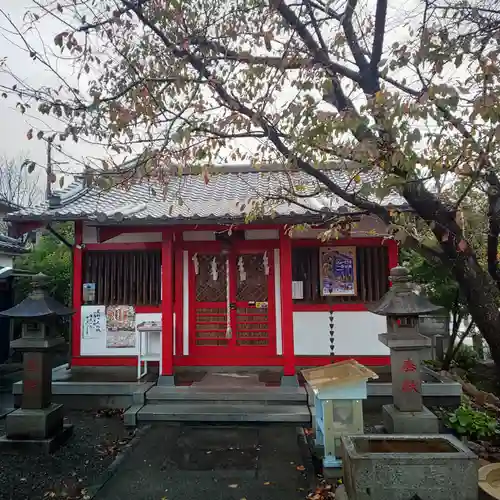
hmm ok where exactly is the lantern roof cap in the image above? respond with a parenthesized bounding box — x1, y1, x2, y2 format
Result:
(368, 266, 443, 317)
(0, 273, 74, 319)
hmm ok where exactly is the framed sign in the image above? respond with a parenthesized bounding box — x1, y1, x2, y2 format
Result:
(105, 305, 136, 348)
(320, 246, 357, 296)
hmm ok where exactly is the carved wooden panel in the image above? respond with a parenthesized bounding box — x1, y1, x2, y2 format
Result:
(194, 308, 228, 346)
(195, 254, 227, 302)
(236, 254, 268, 302)
(236, 308, 269, 346)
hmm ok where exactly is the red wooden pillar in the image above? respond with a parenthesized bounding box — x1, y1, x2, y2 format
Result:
(71, 221, 83, 361)
(174, 241, 184, 357)
(387, 239, 399, 285)
(279, 228, 295, 377)
(160, 230, 174, 382)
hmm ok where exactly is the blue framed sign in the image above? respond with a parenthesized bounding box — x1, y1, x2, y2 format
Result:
(320, 246, 357, 297)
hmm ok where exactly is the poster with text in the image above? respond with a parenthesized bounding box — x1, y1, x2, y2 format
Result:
(105, 305, 136, 348)
(320, 246, 357, 296)
(81, 305, 106, 339)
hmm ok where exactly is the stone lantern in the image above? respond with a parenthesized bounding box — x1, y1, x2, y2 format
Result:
(368, 266, 442, 434)
(0, 273, 74, 452)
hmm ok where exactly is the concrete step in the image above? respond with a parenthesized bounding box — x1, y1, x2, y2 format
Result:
(136, 403, 311, 424)
(145, 386, 307, 405)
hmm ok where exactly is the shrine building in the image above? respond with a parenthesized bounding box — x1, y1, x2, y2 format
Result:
(8, 163, 405, 384)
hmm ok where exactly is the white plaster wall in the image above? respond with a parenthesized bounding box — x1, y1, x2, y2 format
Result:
(245, 229, 279, 240)
(333, 312, 389, 355)
(82, 224, 162, 243)
(82, 224, 97, 243)
(293, 312, 331, 355)
(183, 231, 216, 241)
(0, 254, 13, 268)
(293, 311, 389, 356)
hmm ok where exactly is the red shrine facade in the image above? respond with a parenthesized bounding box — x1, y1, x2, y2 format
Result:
(9, 164, 404, 377)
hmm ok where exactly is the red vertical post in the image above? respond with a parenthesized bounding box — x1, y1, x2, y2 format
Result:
(174, 240, 183, 357)
(71, 221, 83, 361)
(161, 230, 174, 379)
(387, 239, 399, 285)
(279, 228, 295, 376)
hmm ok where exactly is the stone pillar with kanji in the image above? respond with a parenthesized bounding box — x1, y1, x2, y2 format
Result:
(369, 266, 440, 434)
(0, 273, 74, 453)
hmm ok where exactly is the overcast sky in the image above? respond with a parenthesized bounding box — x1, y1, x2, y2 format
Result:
(0, 0, 425, 188)
(0, 0, 105, 188)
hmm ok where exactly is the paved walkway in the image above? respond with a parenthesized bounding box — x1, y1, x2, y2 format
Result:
(95, 424, 312, 500)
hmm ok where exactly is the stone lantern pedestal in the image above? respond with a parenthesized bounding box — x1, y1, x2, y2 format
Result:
(369, 266, 440, 434)
(379, 333, 439, 434)
(0, 274, 74, 453)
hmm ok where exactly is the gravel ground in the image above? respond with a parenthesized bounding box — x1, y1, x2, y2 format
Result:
(0, 410, 135, 500)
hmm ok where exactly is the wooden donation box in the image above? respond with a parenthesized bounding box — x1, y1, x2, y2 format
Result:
(301, 359, 378, 469)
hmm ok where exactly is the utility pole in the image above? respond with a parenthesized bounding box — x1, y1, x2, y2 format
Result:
(45, 138, 52, 200)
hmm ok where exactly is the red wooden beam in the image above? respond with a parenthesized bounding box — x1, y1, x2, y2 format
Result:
(70, 354, 390, 368)
(279, 227, 295, 376)
(161, 230, 174, 376)
(83, 242, 161, 251)
(71, 221, 83, 359)
(293, 303, 369, 312)
(181, 239, 278, 252)
(292, 237, 387, 247)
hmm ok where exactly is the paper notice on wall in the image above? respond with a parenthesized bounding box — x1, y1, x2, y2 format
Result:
(320, 246, 357, 296)
(81, 305, 106, 339)
(105, 305, 136, 348)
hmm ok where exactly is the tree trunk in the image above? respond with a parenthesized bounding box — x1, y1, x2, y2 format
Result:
(402, 181, 500, 369)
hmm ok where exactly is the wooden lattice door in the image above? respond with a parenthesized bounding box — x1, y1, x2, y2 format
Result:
(190, 249, 276, 357)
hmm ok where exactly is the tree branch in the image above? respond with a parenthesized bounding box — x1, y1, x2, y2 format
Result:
(371, 0, 387, 71)
(190, 36, 362, 82)
(123, 0, 391, 225)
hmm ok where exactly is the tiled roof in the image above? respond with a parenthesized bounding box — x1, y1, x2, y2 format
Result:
(0, 234, 27, 254)
(8, 164, 408, 224)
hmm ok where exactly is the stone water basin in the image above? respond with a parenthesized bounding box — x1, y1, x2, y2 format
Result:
(341, 434, 478, 500)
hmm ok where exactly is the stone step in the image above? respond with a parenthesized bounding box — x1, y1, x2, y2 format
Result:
(136, 403, 311, 424)
(145, 386, 307, 404)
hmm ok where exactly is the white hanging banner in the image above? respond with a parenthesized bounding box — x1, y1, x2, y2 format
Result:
(263, 251, 269, 276)
(192, 253, 199, 275)
(210, 256, 219, 281)
(238, 256, 246, 282)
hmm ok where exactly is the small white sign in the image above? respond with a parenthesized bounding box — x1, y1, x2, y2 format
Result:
(292, 281, 304, 300)
(81, 305, 106, 339)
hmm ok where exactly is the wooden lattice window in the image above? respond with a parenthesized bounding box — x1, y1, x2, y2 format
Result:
(236, 254, 268, 302)
(292, 245, 389, 304)
(195, 254, 227, 302)
(82, 250, 162, 306)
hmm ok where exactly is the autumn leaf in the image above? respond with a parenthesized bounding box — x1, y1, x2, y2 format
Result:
(296, 465, 305, 471)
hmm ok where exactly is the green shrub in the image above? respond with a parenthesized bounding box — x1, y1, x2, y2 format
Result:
(452, 344, 479, 371)
(444, 403, 499, 440)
